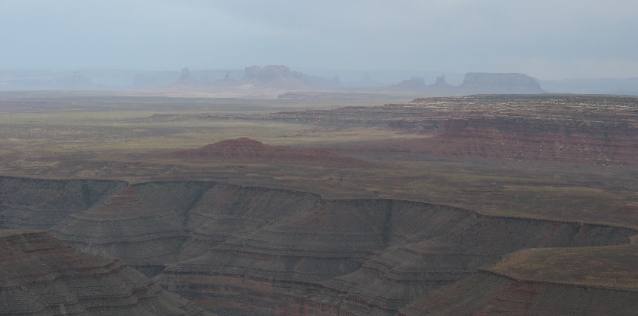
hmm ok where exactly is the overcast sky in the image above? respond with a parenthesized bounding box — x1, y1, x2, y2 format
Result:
(1, 0, 637, 79)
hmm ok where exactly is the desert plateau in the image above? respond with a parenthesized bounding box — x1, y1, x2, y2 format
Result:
(2, 1, 638, 315)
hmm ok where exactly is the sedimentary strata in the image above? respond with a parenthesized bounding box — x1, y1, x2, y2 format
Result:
(271, 95, 638, 165)
(2, 176, 637, 315)
(0, 229, 212, 316)
(399, 271, 638, 316)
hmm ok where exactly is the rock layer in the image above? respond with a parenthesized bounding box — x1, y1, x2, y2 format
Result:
(399, 272, 638, 316)
(1, 176, 636, 315)
(272, 95, 638, 165)
(398, 116, 638, 164)
(155, 190, 634, 315)
(0, 177, 122, 229)
(0, 229, 212, 316)
(52, 182, 209, 271)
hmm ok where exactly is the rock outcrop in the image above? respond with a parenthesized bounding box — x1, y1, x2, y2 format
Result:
(51, 182, 209, 273)
(376, 116, 638, 165)
(172, 138, 367, 167)
(271, 95, 638, 165)
(158, 197, 633, 315)
(0, 229, 212, 316)
(1, 176, 636, 315)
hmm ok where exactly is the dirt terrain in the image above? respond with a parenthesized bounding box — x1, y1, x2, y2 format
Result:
(1, 92, 638, 315)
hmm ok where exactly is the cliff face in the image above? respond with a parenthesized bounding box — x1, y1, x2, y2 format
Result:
(0, 229, 212, 316)
(1, 176, 636, 315)
(157, 198, 632, 316)
(52, 182, 210, 272)
(414, 117, 638, 164)
(0, 177, 122, 229)
(272, 95, 638, 165)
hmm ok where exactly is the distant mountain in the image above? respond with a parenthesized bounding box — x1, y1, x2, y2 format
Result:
(389, 73, 543, 95)
(241, 65, 340, 89)
(0, 66, 340, 91)
(4, 68, 635, 96)
(0, 70, 96, 90)
(460, 72, 543, 94)
(167, 65, 340, 90)
(393, 77, 427, 90)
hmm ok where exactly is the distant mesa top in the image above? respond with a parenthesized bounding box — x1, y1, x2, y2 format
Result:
(242, 65, 340, 89)
(460, 72, 544, 94)
(391, 72, 543, 95)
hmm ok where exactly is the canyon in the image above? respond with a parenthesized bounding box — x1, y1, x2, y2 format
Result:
(1, 93, 638, 315)
(1, 176, 637, 315)
(3, 1, 636, 314)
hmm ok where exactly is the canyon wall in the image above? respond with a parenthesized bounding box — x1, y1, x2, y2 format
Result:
(1, 176, 634, 315)
(0, 229, 213, 316)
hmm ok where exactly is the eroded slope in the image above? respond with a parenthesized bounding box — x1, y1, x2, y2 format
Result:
(0, 229, 212, 316)
(0, 177, 122, 229)
(1, 176, 636, 316)
(52, 182, 209, 272)
(272, 95, 638, 165)
(158, 198, 633, 315)
(399, 271, 638, 316)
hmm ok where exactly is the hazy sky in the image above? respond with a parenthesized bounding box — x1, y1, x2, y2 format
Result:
(1, 0, 637, 79)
